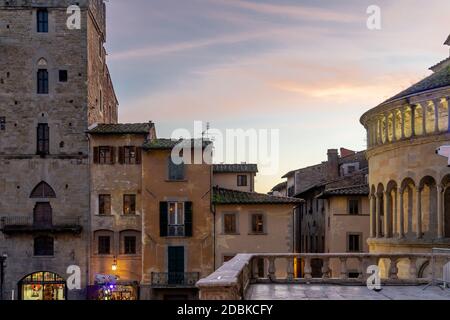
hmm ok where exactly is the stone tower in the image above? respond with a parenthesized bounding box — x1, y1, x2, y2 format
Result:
(0, 0, 118, 300)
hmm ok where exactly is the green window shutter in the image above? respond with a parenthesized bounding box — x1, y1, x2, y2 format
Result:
(160, 202, 168, 237)
(184, 202, 193, 237)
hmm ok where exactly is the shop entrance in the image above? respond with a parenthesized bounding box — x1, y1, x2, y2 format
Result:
(19, 271, 66, 300)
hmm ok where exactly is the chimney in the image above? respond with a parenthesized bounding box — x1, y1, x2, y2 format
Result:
(327, 149, 339, 180)
(340, 148, 356, 158)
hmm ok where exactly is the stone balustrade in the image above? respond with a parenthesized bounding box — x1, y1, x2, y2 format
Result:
(197, 252, 450, 300)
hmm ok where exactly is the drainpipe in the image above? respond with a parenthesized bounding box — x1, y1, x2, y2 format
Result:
(210, 164, 216, 271)
(86, 133, 92, 300)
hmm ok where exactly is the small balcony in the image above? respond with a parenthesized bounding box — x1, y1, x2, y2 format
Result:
(151, 272, 200, 288)
(0, 216, 83, 235)
(168, 225, 185, 237)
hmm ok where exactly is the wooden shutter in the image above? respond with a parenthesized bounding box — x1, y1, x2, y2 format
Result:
(118, 146, 124, 164)
(184, 201, 193, 237)
(93, 147, 99, 164)
(160, 202, 168, 237)
(110, 146, 116, 164)
(136, 147, 142, 165)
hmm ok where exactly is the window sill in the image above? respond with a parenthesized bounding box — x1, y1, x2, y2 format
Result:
(248, 232, 267, 236)
(165, 179, 188, 183)
(33, 255, 55, 258)
(121, 214, 139, 217)
(221, 233, 240, 236)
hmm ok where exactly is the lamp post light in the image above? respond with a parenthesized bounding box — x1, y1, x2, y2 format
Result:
(111, 256, 117, 272)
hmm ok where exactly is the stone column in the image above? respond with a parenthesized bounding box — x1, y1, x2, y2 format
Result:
(393, 189, 398, 237)
(437, 185, 444, 239)
(370, 195, 375, 238)
(398, 190, 405, 238)
(411, 105, 416, 136)
(433, 99, 440, 133)
(376, 192, 382, 238)
(384, 191, 391, 238)
(401, 108, 405, 139)
(416, 186, 422, 239)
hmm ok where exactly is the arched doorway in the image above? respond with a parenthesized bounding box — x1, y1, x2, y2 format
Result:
(18, 271, 66, 300)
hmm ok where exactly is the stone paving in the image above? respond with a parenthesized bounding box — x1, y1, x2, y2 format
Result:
(246, 284, 450, 300)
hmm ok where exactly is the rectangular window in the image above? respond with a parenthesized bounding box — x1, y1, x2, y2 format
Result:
(223, 213, 237, 234)
(348, 234, 361, 252)
(37, 69, 48, 94)
(37, 123, 49, 155)
(96, 146, 115, 165)
(124, 236, 136, 255)
(37, 9, 48, 33)
(251, 214, 265, 234)
(348, 199, 360, 215)
(237, 175, 248, 187)
(168, 157, 185, 181)
(59, 70, 68, 82)
(0, 117, 5, 131)
(120, 146, 141, 165)
(34, 236, 54, 256)
(99, 194, 111, 215)
(123, 194, 136, 215)
(347, 166, 356, 174)
(168, 202, 185, 236)
(98, 236, 111, 255)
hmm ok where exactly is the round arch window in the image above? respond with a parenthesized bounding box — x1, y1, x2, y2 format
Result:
(19, 271, 66, 300)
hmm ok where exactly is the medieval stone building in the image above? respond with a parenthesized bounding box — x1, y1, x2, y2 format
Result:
(0, 0, 117, 300)
(360, 35, 450, 278)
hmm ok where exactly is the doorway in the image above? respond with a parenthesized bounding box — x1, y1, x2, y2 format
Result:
(33, 202, 52, 228)
(168, 246, 184, 285)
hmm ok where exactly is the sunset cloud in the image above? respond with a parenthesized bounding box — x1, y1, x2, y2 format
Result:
(105, 0, 450, 192)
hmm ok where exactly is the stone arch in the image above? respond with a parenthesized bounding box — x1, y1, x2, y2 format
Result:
(380, 116, 387, 143)
(37, 57, 48, 66)
(394, 109, 402, 140)
(387, 112, 394, 142)
(442, 174, 450, 238)
(404, 106, 412, 138)
(437, 98, 448, 132)
(425, 101, 435, 134)
(400, 178, 416, 236)
(386, 180, 398, 237)
(419, 176, 437, 237)
(30, 181, 56, 198)
(414, 104, 424, 136)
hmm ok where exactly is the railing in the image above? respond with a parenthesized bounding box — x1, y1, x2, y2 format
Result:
(0, 216, 82, 234)
(197, 253, 450, 300)
(168, 225, 185, 237)
(151, 272, 200, 288)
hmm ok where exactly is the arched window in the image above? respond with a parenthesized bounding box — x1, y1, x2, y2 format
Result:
(30, 181, 56, 198)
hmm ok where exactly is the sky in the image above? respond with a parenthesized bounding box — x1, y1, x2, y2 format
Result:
(104, 0, 450, 193)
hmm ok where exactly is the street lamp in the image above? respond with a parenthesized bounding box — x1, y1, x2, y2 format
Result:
(111, 256, 117, 271)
